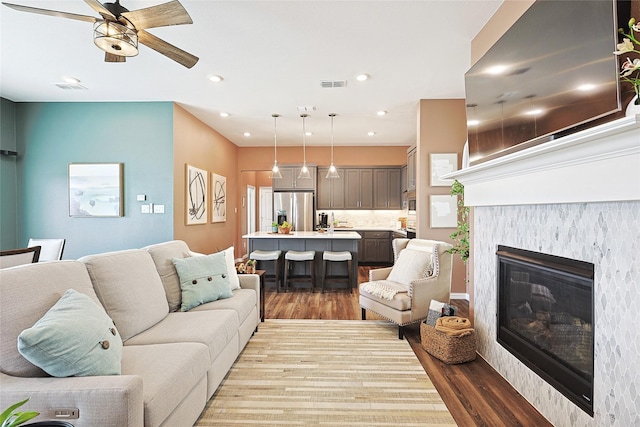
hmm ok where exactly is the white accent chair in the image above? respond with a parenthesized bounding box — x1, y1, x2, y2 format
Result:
(28, 238, 66, 261)
(359, 238, 453, 339)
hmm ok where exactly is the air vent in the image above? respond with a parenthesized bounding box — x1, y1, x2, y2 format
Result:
(54, 83, 87, 90)
(320, 80, 347, 88)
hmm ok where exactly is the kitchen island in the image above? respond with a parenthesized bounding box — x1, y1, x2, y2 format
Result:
(243, 231, 361, 290)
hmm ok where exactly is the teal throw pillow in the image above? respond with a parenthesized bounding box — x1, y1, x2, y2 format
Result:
(18, 289, 123, 377)
(172, 251, 233, 311)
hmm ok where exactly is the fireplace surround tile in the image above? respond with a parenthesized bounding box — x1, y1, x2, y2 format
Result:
(474, 201, 640, 426)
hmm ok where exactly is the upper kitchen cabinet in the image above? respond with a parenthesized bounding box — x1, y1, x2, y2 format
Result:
(373, 168, 401, 209)
(407, 147, 417, 191)
(272, 166, 316, 191)
(345, 168, 373, 209)
(317, 167, 345, 209)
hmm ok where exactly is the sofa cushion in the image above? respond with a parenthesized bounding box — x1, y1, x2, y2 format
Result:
(172, 252, 233, 311)
(124, 310, 239, 364)
(18, 289, 123, 377)
(387, 248, 434, 285)
(80, 249, 169, 342)
(144, 240, 192, 312)
(122, 342, 209, 427)
(0, 261, 102, 377)
(190, 288, 256, 325)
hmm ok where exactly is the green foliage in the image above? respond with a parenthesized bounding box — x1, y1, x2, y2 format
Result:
(447, 180, 470, 263)
(0, 399, 39, 427)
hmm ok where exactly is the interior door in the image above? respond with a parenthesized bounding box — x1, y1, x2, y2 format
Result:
(259, 187, 273, 231)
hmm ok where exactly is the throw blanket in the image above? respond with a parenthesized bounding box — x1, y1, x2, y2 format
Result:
(360, 281, 404, 301)
(435, 316, 474, 337)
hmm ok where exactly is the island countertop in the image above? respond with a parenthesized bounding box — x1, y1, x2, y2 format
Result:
(242, 231, 361, 239)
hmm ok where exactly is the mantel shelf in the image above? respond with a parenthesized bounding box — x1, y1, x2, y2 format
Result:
(443, 115, 640, 207)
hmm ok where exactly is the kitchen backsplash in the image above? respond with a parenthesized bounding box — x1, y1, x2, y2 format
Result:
(321, 210, 407, 229)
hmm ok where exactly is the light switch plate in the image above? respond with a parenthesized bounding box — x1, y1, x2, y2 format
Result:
(153, 204, 165, 214)
(136, 194, 146, 201)
(141, 204, 151, 214)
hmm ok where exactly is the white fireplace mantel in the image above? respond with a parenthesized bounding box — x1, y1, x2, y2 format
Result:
(444, 115, 640, 207)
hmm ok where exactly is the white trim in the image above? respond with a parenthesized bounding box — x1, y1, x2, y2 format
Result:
(451, 292, 469, 301)
(443, 115, 640, 206)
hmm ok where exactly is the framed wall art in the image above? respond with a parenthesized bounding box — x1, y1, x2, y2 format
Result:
(430, 153, 458, 187)
(212, 173, 226, 223)
(69, 163, 123, 217)
(186, 164, 208, 225)
(430, 194, 458, 228)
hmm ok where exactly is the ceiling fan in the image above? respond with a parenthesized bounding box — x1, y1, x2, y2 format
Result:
(2, 0, 199, 68)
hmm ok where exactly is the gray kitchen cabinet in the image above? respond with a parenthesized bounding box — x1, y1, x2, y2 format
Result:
(345, 169, 373, 209)
(272, 166, 316, 191)
(361, 231, 391, 264)
(373, 168, 401, 209)
(317, 167, 345, 209)
(401, 165, 407, 193)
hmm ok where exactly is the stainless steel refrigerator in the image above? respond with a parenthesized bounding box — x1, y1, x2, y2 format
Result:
(273, 191, 315, 232)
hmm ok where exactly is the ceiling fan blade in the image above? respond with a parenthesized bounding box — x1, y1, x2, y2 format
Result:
(121, 0, 192, 30)
(83, 0, 116, 20)
(2, 2, 97, 23)
(105, 52, 126, 63)
(137, 29, 198, 69)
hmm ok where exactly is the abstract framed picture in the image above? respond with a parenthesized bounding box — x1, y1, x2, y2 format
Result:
(430, 194, 458, 228)
(68, 163, 123, 217)
(212, 173, 226, 223)
(430, 153, 458, 187)
(186, 164, 208, 225)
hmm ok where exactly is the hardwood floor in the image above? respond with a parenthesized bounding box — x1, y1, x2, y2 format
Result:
(263, 266, 553, 427)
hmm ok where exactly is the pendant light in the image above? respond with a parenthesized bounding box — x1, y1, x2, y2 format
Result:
(270, 114, 283, 179)
(297, 114, 311, 179)
(326, 113, 340, 179)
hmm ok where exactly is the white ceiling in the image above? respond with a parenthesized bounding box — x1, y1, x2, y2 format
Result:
(0, 0, 502, 148)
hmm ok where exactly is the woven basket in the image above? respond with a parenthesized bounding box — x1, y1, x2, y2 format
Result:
(420, 321, 477, 364)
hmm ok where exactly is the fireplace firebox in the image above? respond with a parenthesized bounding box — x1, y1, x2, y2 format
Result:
(496, 245, 594, 415)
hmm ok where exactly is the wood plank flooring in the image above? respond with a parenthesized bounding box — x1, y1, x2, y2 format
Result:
(263, 266, 553, 427)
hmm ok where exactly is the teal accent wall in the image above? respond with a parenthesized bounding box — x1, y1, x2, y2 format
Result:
(0, 98, 18, 249)
(13, 102, 174, 259)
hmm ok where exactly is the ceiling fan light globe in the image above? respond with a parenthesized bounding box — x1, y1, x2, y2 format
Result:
(94, 21, 138, 57)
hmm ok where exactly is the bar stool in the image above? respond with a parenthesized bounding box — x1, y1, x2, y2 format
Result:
(322, 251, 352, 293)
(284, 250, 316, 292)
(249, 250, 282, 292)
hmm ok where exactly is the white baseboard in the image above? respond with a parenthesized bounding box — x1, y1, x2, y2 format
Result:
(451, 293, 469, 300)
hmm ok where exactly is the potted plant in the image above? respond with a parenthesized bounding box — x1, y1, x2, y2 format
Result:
(271, 222, 279, 233)
(447, 180, 469, 263)
(1, 399, 38, 427)
(614, 17, 640, 114)
(246, 259, 256, 274)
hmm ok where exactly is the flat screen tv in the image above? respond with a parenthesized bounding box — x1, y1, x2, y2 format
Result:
(465, 0, 632, 165)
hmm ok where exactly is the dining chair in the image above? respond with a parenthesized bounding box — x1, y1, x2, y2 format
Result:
(0, 246, 41, 268)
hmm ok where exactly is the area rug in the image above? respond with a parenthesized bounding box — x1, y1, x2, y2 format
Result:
(195, 319, 456, 426)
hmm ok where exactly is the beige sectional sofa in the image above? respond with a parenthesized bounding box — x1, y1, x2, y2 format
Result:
(0, 240, 260, 427)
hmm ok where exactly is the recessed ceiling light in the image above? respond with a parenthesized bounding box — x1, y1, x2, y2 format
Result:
(577, 83, 596, 91)
(486, 65, 509, 75)
(305, 131, 313, 136)
(62, 76, 80, 84)
(243, 132, 251, 137)
(525, 109, 544, 116)
(467, 119, 480, 126)
(356, 73, 370, 82)
(376, 110, 387, 116)
(208, 74, 224, 83)
(220, 112, 230, 117)
(367, 131, 376, 136)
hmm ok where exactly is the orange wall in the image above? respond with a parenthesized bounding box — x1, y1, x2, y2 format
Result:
(416, 99, 468, 296)
(173, 104, 240, 254)
(238, 145, 408, 171)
